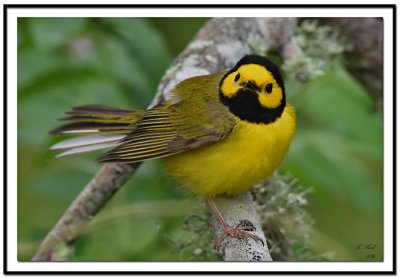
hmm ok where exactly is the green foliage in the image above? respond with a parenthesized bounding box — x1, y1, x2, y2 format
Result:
(283, 67, 383, 261)
(17, 18, 382, 262)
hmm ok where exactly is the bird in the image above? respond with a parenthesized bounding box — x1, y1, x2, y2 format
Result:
(49, 54, 296, 246)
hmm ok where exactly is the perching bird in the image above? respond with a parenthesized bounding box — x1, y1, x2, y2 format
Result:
(49, 55, 296, 246)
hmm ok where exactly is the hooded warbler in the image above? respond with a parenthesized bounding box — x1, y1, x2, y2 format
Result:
(49, 55, 296, 246)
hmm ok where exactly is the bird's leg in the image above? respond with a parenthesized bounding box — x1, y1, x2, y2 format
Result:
(249, 188, 257, 201)
(208, 197, 264, 247)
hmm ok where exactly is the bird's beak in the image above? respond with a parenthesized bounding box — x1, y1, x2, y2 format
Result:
(243, 80, 261, 92)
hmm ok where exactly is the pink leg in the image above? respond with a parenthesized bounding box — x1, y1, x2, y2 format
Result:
(208, 197, 264, 246)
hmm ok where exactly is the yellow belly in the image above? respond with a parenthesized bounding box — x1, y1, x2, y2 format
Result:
(162, 104, 296, 197)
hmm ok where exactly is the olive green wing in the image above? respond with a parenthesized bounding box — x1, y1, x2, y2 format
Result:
(97, 103, 235, 163)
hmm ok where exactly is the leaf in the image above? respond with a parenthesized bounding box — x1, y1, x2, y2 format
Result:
(284, 130, 382, 212)
(28, 18, 86, 50)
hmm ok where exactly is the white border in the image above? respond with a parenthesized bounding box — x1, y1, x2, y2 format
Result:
(6, 5, 395, 273)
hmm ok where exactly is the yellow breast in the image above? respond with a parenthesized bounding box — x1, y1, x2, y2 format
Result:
(162, 103, 296, 197)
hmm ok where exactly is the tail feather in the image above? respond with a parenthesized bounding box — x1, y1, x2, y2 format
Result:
(54, 142, 121, 159)
(49, 105, 143, 158)
(49, 122, 136, 135)
(49, 105, 142, 135)
(49, 134, 125, 151)
(58, 116, 134, 123)
(66, 105, 137, 116)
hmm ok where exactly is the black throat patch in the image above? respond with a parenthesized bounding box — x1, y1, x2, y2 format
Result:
(220, 88, 286, 124)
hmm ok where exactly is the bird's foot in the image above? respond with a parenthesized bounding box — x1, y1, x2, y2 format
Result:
(215, 222, 264, 247)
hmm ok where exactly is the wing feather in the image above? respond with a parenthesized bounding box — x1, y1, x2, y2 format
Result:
(97, 105, 234, 163)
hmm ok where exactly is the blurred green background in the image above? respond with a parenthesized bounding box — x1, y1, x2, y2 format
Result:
(17, 18, 383, 261)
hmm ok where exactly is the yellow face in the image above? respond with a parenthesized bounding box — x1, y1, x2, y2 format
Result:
(220, 64, 283, 109)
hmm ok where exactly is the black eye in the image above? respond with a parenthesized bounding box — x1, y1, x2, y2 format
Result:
(266, 83, 273, 93)
(234, 73, 240, 82)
